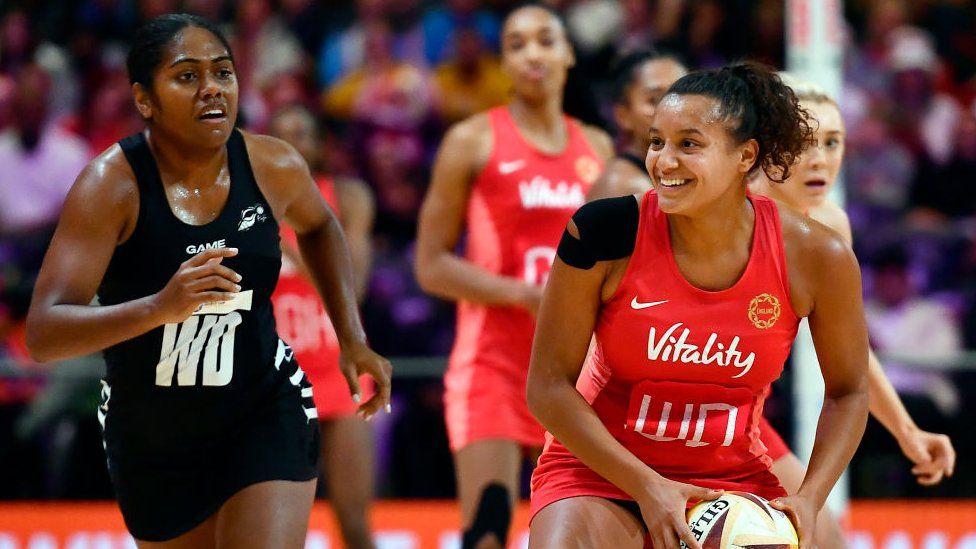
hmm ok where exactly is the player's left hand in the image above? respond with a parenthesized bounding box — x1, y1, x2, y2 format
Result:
(769, 493, 817, 549)
(339, 342, 392, 420)
(897, 427, 955, 486)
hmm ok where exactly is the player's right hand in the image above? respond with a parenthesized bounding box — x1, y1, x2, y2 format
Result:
(152, 247, 241, 324)
(637, 477, 722, 549)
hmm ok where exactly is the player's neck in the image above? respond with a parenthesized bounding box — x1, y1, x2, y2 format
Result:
(508, 95, 564, 133)
(668, 189, 755, 258)
(145, 129, 228, 184)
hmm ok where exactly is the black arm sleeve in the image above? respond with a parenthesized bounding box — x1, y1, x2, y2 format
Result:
(556, 195, 640, 269)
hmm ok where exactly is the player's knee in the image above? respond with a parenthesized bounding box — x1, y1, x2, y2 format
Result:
(462, 483, 512, 549)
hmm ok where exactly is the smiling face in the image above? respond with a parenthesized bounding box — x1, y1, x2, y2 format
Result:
(134, 25, 238, 149)
(645, 93, 758, 215)
(500, 7, 574, 102)
(775, 100, 844, 210)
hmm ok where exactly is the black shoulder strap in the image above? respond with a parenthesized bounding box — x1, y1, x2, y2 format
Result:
(118, 132, 156, 196)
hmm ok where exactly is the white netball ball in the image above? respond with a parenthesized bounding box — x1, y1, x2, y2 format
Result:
(682, 492, 799, 549)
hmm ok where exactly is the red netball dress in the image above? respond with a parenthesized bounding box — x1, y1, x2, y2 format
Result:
(271, 175, 372, 417)
(531, 191, 800, 517)
(444, 106, 603, 451)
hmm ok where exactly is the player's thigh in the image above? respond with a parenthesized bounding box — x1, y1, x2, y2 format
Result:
(321, 416, 375, 504)
(530, 496, 645, 549)
(771, 451, 807, 495)
(135, 514, 217, 549)
(214, 479, 316, 549)
(454, 438, 522, 526)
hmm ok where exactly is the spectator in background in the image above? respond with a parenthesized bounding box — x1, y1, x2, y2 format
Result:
(844, 111, 916, 234)
(885, 26, 961, 165)
(229, 0, 306, 131)
(324, 20, 439, 242)
(0, 64, 90, 342)
(433, 27, 509, 125)
(867, 245, 960, 354)
(0, 10, 35, 75)
(71, 68, 143, 155)
(422, 0, 500, 66)
(318, 0, 427, 89)
(908, 104, 976, 225)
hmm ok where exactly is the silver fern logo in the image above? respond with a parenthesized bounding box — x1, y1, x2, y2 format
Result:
(238, 203, 267, 231)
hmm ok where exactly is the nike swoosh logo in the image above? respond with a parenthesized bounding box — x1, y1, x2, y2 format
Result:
(499, 160, 526, 175)
(631, 297, 668, 310)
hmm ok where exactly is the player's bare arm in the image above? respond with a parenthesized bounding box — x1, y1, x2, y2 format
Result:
(246, 132, 391, 417)
(775, 206, 869, 545)
(415, 114, 543, 313)
(26, 147, 240, 362)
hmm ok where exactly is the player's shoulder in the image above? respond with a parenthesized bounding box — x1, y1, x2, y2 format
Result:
(775, 199, 854, 269)
(588, 157, 651, 201)
(573, 119, 614, 160)
(72, 144, 138, 205)
(808, 199, 852, 245)
(444, 111, 493, 148)
(241, 131, 307, 175)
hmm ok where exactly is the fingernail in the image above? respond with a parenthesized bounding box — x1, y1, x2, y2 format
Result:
(385, 403, 392, 414)
(235, 274, 242, 282)
(230, 247, 238, 253)
(352, 393, 361, 404)
(234, 284, 241, 291)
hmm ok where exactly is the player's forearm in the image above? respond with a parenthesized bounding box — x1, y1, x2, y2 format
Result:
(297, 216, 367, 348)
(26, 297, 163, 362)
(866, 348, 918, 441)
(416, 252, 535, 309)
(797, 387, 869, 508)
(527, 374, 662, 499)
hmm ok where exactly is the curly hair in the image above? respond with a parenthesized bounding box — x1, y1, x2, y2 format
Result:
(666, 61, 814, 181)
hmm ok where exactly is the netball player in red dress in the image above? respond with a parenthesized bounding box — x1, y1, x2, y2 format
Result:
(527, 63, 870, 549)
(268, 104, 379, 549)
(748, 75, 956, 547)
(415, 5, 613, 548)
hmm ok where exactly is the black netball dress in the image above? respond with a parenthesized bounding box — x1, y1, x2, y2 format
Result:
(96, 129, 319, 541)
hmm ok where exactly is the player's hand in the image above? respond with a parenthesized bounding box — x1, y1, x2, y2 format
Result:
(897, 427, 955, 486)
(770, 493, 817, 549)
(152, 247, 241, 324)
(637, 477, 722, 549)
(339, 341, 392, 420)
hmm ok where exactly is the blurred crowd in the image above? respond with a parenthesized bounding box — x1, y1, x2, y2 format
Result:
(1, 0, 975, 500)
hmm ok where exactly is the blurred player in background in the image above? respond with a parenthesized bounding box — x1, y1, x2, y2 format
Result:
(588, 50, 687, 201)
(749, 74, 956, 547)
(528, 62, 869, 548)
(415, 4, 612, 548)
(269, 104, 378, 549)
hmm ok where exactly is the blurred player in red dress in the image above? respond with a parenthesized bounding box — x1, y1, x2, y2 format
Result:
(415, 5, 613, 548)
(269, 104, 378, 549)
(528, 62, 870, 549)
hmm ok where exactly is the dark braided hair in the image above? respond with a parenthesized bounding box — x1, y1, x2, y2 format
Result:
(127, 13, 233, 89)
(667, 61, 814, 181)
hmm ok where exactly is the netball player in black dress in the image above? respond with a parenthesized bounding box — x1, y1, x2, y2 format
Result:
(25, 14, 391, 548)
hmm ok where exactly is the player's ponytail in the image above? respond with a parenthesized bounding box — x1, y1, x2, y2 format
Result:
(667, 61, 814, 181)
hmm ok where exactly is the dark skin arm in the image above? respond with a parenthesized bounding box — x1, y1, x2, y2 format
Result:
(527, 203, 722, 549)
(772, 207, 870, 548)
(279, 177, 375, 303)
(25, 147, 243, 362)
(415, 114, 543, 313)
(246, 133, 390, 417)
